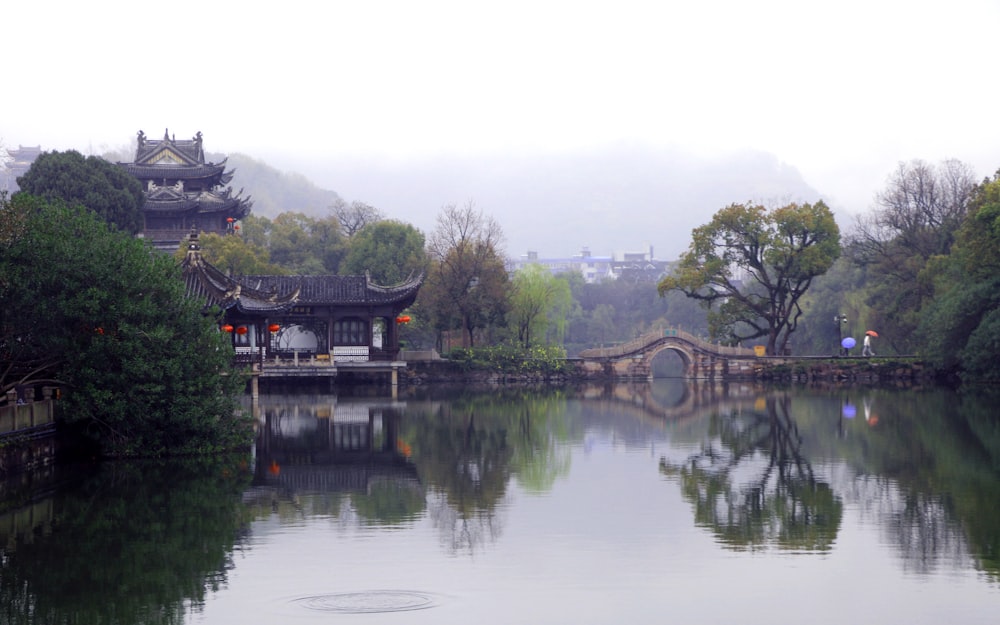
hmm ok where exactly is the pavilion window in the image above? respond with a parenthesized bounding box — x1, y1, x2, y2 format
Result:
(233, 328, 252, 347)
(334, 319, 368, 346)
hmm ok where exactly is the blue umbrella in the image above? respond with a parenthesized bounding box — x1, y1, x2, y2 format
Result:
(841, 337, 856, 349)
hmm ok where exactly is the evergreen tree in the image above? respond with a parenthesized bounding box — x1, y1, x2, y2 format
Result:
(1, 194, 250, 456)
(15, 150, 145, 233)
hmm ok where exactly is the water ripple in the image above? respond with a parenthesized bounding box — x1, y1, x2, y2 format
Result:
(291, 590, 438, 614)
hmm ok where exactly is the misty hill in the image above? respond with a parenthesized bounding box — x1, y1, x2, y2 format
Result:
(265, 144, 825, 261)
(99, 142, 825, 260)
(223, 153, 342, 218)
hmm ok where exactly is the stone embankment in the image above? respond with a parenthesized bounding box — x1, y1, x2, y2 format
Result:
(399, 359, 590, 385)
(750, 357, 944, 385)
(399, 355, 942, 385)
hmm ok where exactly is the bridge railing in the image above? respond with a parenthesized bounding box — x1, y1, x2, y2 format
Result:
(579, 327, 756, 359)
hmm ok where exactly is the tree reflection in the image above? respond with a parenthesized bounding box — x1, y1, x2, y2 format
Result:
(0, 456, 252, 625)
(403, 389, 571, 553)
(839, 388, 1000, 580)
(660, 394, 843, 552)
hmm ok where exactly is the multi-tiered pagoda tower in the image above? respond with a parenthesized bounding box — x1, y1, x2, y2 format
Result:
(119, 129, 252, 252)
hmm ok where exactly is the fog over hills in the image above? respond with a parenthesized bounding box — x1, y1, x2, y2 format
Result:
(230, 144, 831, 261)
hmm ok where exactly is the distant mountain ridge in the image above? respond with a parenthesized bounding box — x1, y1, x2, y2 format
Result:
(221, 145, 826, 261)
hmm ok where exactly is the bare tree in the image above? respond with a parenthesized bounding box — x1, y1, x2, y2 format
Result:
(331, 198, 384, 237)
(851, 159, 976, 264)
(423, 201, 509, 348)
(847, 159, 977, 352)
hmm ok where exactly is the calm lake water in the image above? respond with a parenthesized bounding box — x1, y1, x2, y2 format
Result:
(2, 380, 999, 624)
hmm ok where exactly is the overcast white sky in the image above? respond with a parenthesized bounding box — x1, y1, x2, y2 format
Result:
(4, 0, 999, 218)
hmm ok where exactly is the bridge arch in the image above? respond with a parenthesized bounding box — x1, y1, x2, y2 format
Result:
(578, 328, 758, 380)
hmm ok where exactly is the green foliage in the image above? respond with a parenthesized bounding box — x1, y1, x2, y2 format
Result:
(0, 195, 251, 457)
(15, 150, 145, 233)
(188, 230, 286, 276)
(848, 160, 977, 353)
(658, 201, 840, 355)
(791, 256, 874, 355)
(917, 171, 1000, 380)
(244, 212, 346, 274)
(446, 344, 569, 374)
(341, 219, 427, 284)
(508, 264, 573, 348)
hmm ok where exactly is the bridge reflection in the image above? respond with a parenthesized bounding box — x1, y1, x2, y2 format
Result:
(574, 379, 763, 425)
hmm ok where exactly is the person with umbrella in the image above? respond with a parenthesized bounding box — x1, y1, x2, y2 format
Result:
(863, 330, 877, 357)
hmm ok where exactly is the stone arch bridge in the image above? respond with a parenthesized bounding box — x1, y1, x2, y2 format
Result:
(578, 328, 759, 380)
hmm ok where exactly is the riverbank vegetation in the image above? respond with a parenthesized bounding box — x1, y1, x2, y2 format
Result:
(0, 193, 251, 457)
(8, 148, 1000, 384)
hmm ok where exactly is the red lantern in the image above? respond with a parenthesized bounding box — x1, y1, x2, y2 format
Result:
(234, 225, 240, 230)
(226, 217, 234, 223)
(268, 323, 280, 333)
(235, 326, 248, 335)
(222, 324, 234, 333)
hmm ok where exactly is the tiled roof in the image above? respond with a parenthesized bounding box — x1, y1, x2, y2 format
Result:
(121, 163, 227, 180)
(143, 193, 251, 218)
(241, 274, 423, 306)
(180, 235, 422, 312)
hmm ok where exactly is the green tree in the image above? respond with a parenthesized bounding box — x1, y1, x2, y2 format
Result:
(340, 219, 427, 285)
(919, 169, 1000, 379)
(15, 150, 145, 233)
(185, 231, 286, 276)
(267, 212, 322, 273)
(658, 201, 840, 355)
(257, 212, 345, 274)
(848, 159, 976, 352)
(423, 202, 510, 348)
(509, 263, 572, 348)
(0, 194, 250, 456)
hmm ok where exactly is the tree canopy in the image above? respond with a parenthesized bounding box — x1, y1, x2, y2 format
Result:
(422, 202, 509, 348)
(340, 219, 427, 285)
(918, 170, 1000, 379)
(0, 194, 250, 457)
(508, 263, 572, 348)
(15, 150, 145, 233)
(847, 159, 976, 352)
(658, 200, 840, 355)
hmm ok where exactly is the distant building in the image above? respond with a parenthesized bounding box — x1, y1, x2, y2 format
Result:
(118, 129, 252, 252)
(510, 245, 672, 284)
(1, 145, 42, 195)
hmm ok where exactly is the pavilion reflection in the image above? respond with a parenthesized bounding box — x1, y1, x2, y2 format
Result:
(248, 394, 423, 522)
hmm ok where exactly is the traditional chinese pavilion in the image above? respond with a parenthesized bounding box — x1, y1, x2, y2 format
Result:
(119, 129, 252, 252)
(180, 233, 422, 372)
(2, 145, 41, 194)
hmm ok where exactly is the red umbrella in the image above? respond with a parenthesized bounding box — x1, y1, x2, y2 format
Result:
(866, 330, 879, 337)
